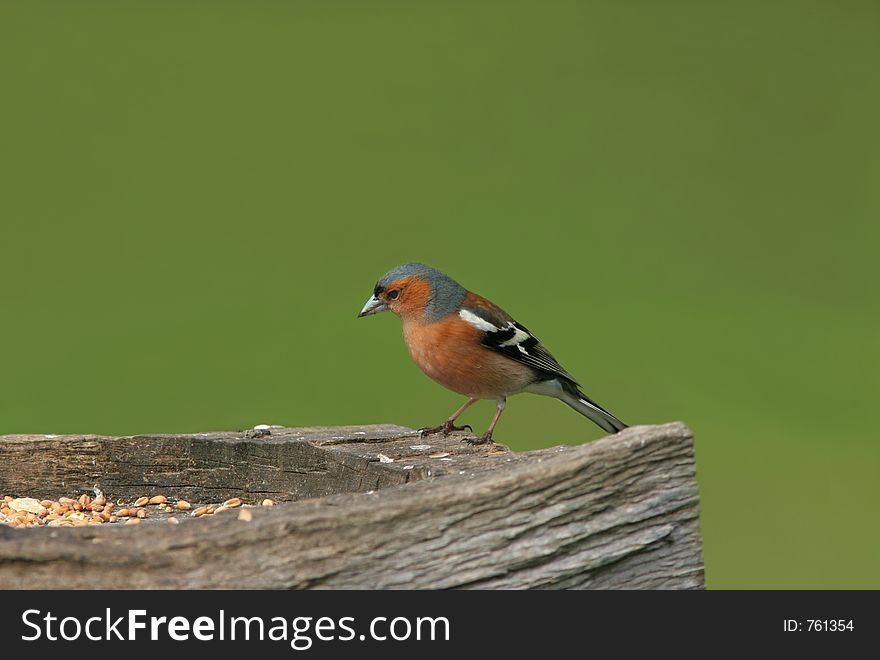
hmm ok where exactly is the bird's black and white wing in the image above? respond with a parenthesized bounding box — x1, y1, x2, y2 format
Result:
(458, 296, 578, 384)
(458, 293, 628, 434)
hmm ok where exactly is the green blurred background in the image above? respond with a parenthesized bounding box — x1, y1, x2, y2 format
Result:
(1, 1, 877, 588)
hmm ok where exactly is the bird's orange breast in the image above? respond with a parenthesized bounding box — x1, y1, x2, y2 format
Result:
(402, 314, 534, 399)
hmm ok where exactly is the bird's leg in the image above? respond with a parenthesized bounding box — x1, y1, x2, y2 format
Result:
(466, 397, 506, 445)
(419, 398, 477, 437)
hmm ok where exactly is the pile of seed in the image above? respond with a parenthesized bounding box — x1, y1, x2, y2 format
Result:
(0, 492, 275, 529)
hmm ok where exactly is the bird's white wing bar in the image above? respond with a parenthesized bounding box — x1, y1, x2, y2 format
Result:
(498, 326, 532, 354)
(460, 305, 578, 383)
(458, 308, 501, 333)
(460, 308, 535, 357)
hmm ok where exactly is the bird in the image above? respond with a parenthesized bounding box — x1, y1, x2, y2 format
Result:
(357, 263, 627, 444)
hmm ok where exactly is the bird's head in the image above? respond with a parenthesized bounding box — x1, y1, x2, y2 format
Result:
(358, 263, 466, 322)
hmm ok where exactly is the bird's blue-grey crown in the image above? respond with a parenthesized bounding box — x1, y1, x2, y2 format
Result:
(376, 262, 467, 321)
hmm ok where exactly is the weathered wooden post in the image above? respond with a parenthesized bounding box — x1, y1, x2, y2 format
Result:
(0, 422, 703, 588)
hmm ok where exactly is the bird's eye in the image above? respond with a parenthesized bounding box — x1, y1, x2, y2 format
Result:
(387, 289, 399, 300)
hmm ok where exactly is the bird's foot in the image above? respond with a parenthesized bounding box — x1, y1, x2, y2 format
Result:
(463, 432, 495, 446)
(418, 420, 473, 437)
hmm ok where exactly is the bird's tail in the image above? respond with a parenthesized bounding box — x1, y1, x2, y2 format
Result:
(557, 380, 628, 434)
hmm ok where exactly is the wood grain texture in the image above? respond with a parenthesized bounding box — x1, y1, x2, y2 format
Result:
(0, 422, 703, 589)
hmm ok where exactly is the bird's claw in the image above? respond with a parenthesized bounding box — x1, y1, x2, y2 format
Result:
(463, 433, 495, 446)
(418, 421, 473, 437)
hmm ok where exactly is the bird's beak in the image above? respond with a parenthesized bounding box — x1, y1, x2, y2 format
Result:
(357, 294, 390, 318)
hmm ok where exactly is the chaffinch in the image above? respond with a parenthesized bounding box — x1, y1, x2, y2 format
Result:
(358, 263, 627, 444)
